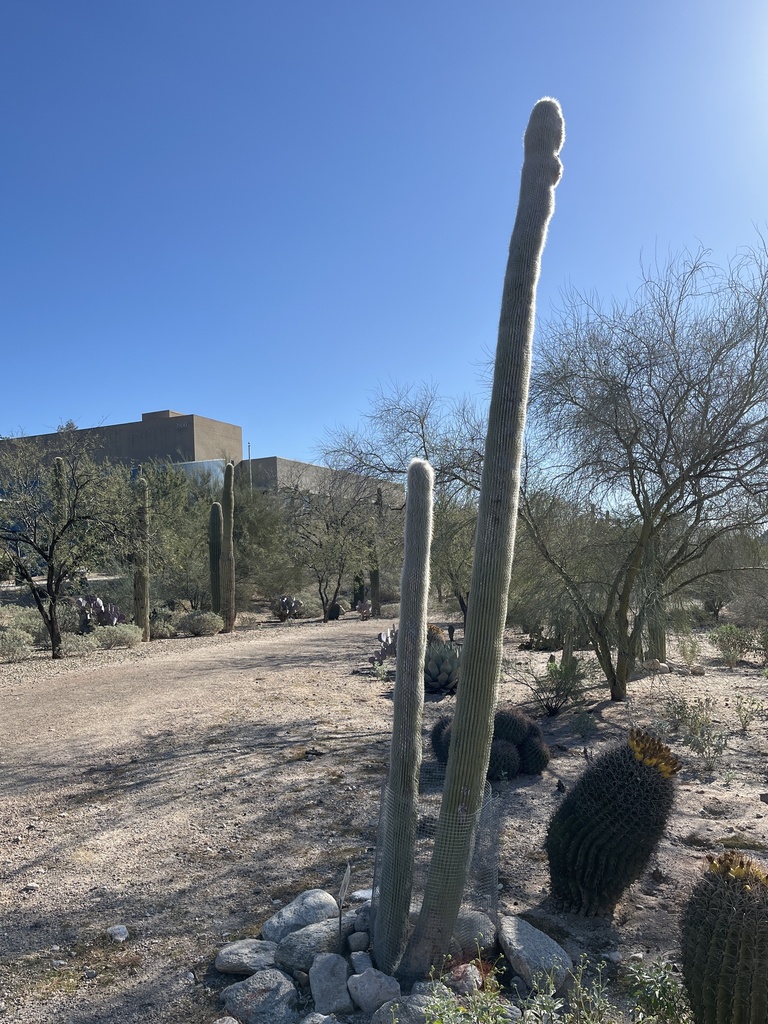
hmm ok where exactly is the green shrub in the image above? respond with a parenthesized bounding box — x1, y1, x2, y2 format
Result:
(149, 616, 177, 640)
(60, 633, 99, 657)
(523, 657, 589, 716)
(92, 624, 144, 649)
(177, 610, 224, 636)
(709, 624, 752, 668)
(0, 627, 34, 662)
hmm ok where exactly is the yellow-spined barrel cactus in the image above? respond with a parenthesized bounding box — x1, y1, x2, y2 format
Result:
(424, 641, 460, 693)
(681, 852, 768, 1024)
(545, 729, 681, 916)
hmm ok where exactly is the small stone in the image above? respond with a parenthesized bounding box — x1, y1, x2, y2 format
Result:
(83, 969, 97, 979)
(106, 925, 129, 942)
(347, 930, 369, 952)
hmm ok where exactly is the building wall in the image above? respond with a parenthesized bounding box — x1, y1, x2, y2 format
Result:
(237, 457, 333, 493)
(1, 411, 242, 467)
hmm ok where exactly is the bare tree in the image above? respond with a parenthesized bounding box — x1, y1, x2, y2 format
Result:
(284, 467, 381, 621)
(521, 247, 768, 698)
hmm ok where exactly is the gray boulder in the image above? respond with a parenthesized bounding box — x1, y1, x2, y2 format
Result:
(371, 993, 430, 1024)
(498, 915, 572, 993)
(348, 967, 401, 1014)
(221, 968, 299, 1024)
(215, 938, 278, 975)
(349, 950, 373, 974)
(263, 889, 340, 943)
(276, 914, 357, 973)
(309, 952, 353, 1015)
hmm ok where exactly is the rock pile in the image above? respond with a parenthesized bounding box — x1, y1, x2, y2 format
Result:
(210, 886, 574, 1024)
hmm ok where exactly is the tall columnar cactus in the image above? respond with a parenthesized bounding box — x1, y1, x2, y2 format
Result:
(399, 98, 565, 982)
(209, 501, 223, 615)
(220, 462, 236, 632)
(545, 730, 681, 916)
(132, 475, 150, 642)
(681, 853, 768, 1024)
(372, 458, 434, 975)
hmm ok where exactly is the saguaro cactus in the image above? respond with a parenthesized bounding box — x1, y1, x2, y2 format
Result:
(681, 853, 768, 1024)
(132, 475, 150, 642)
(372, 458, 434, 974)
(209, 501, 223, 615)
(220, 462, 236, 632)
(399, 98, 565, 981)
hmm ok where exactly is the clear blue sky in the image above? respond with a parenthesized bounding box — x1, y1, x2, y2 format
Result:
(3, 2, 767, 463)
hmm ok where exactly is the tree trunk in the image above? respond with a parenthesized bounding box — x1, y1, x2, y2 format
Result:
(370, 568, 381, 618)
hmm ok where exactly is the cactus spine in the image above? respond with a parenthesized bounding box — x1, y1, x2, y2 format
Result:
(399, 98, 564, 982)
(681, 853, 768, 1024)
(220, 462, 236, 632)
(546, 730, 680, 916)
(209, 501, 223, 615)
(132, 475, 150, 642)
(372, 458, 434, 975)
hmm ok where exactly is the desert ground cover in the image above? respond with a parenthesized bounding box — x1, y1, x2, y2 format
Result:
(1, 615, 767, 1023)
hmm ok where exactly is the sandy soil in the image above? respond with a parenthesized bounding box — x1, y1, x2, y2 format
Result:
(1, 617, 767, 1023)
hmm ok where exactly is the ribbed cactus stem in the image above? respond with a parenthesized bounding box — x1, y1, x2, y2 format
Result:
(399, 98, 564, 981)
(132, 475, 150, 642)
(220, 462, 236, 633)
(372, 458, 434, 975)
(682, 854, 768, 1023)
(209, 501, 223, 615)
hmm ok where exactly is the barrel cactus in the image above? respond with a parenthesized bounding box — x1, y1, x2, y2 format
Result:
(546, 729, 681, 916)
(518, 733, 551, 775)
(424, 641, 460, 694)
(430, 705, 547, 780)
(487, 739, 521, 781)
(430, 715, 453, 763)
(681, 852, 768, 1024)
(493, 705, 538, 746)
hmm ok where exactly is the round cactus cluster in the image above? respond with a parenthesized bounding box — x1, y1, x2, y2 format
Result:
(430, 703, 550, 781)
(546, 729, 681, 917)
(681, 852, 768, 1024)
(424, 641, 460, 694)
(426, 622, 447, 645)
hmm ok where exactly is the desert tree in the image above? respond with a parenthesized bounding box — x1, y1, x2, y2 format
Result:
(0, 428, 129, 657)
(521, 247, 768, 699)
(321, 385, 484, 617)
(284, 466, 381, 621)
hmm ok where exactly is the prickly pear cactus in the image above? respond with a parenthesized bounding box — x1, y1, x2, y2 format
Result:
(545, 729, 681, 916)
(424, 641, 460, 693)
(681, 852, 768, 1024)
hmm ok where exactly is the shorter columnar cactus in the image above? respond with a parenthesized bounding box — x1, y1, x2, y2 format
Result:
(681, 852, 768, 1024)
(424, 641, 460, 693)
(546, 729, 681, 917)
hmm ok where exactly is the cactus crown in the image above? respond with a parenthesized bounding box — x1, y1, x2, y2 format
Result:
(627, 729, 681, 778)
(706, 851, 768, 886)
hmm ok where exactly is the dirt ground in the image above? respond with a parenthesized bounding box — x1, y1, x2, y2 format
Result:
(1, 616, 767, 1023)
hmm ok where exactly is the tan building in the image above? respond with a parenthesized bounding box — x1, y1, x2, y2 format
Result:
(5, 410, 243, 469)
